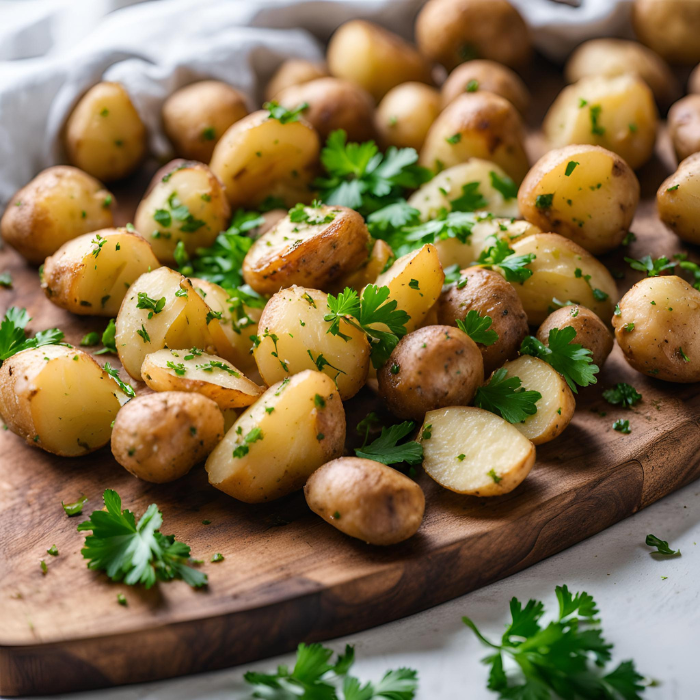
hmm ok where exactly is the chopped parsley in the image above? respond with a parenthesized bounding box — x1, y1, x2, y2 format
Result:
(80, 331, 100, 347)
(136, 292, 166, 318)
(612, 419, 631, 434)
(232, 427, 263, 458)
(589, 104, 605, 135)
(489, 171, 518, 200)
(103, 362, 135, 398)
(646, 534, 680, 556)
(603, 383, 642, 408)
(565, 161, 579, 176)
(62, 495, 88, 516)
(264, 100, 308, 124)
(535, 193, 554, 209)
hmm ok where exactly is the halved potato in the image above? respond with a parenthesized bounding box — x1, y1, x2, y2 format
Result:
(331, 239, 394, 293)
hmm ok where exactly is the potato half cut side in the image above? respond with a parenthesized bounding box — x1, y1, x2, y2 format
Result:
(420, 406, 535, 496)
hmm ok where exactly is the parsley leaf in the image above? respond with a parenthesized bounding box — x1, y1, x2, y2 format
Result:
(474, 368, 541, 423)
(265, 100, 308, 123)
(449, 181, 488, 212)
(103, 362, 135, 398)
(456, 310, 499, 346)
(476, 238, 535, 284)
(646, 534, 680, 556)
(489, 170, 518, 200)
(603, 383, 642, 408)
(355, 421, 423, 465)
(62, 495, 88, 517)
(94, 319, 117, 355)
(0, 307, 66, 365)
(625, 255, 676, 277)
(366, 200, 421, 238)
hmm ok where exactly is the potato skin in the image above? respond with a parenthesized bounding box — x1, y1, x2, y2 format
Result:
(633, 0, 700, 65)
(305, 457, 425, 545)
(437, 267, 528, 375)
(657, 153, 700, 244)
(1, 166, 114, 264)
(375, 83, 441, 151)
(111, 391, 224, 483)
(668, 95, 700, 162)
(265, 59, 330, 102)
(378, 326, 483, 421)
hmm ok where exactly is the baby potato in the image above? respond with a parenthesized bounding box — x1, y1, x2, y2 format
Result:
(689, 63, 700, 96)
(498, 355, 575, 445)
(420, 92, 529, 182)
(613, 275, 700, 382)
(518, 145, 640, 255)
(206, 370, 345, 502)
(327, 20, 432, 102)
(537, 306, 613, 368)
(162, 81, 248, 162)
(420, 406, 535, 496)
(668, 95, 700, 162)
(254, 286, 370, 400)
(243, 204, 370, 295)
(437, 267, 528, 375)
(265, 59, 330, 102)
(41, 228, 160, 317)
(507, 233, 618, 326)
(1, 166, 115, 264)
(543, 74, 658, 171)
(633, 0, 700, 65)
(375, 83, 441, 151)
(305, 457, 425, 545)
(64, 82, 146, 181)
(111, 392, 223, 483)
(441, 60, 530, 114)
(378, 325, 483, 421)
(0, 346, 127, 457)
(658, 154, 700, 244)
(210, 109, 320, 209)
(331, 239, 394, 293)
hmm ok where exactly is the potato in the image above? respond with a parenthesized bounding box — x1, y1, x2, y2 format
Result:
(441, 60, 530, 114)
(265, 59, 330, 102)
(377, 325, 483, 420)
(41, 228, 160, 317)
(206, 370, 345, 502)
(254, 286, 370, 400)
(437, 266, 528, 375)
(543, 74, 658, 171)
(613, 275, 700, 382)
(420, 93, 529, 182)
(242, 204, 370, 296)
(0, 346, 127, 457)
(507, 233, 618, 326)
(657, 153, 700, 244)
(416, 0, 531, 71)
(537, 306, 613, 368)
(689, 63, 700, 96)
(64, 82, 146, 181)
(0, 166, 115, 264)
(420, 406, 535, 496)
(633, 0, 700, 65)
(331, 239, 394, 293)
(305, 457, 425, 545)
(162, 81, 248, 162)
(111, 391, 223, 483)
(668, 95, 700, 162)
(375, 83, 441, 151)
(498, 355, 575, 445)
(276, 78, 376, 142)
(326, 20, 432, 102)
(375, 244, 445, 332)
(209, 109, 320, 209)
(517, 145, 640, 255)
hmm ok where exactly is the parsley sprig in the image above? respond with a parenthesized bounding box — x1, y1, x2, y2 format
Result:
(456, 310, 499, 346)
(625, 255, 676, 278)
(0, 307, 66, 365)
(476, 238, 535, 284)
(355, 421, 423, 466)
(474, 368, 541, 423)
(603, 383, 642, 409)
(265, 100, 308, 124)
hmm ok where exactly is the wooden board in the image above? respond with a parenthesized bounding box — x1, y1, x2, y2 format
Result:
(3, 57, 700, 697)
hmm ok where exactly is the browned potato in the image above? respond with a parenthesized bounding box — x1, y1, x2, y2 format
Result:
(305, 457, 425, 545)
(633, 0, 700, 65)
(375, 83, 441, 151)
(162, 80, 248, 162)
(1, 166, 114, 264)
(437, 267, 528, 375)
(377, 325, 484, 421)
(668, 95, 700, 161)
(416, 0, 531, 71)
(265, 59, 330, 102)
(658, 153, 700, 244)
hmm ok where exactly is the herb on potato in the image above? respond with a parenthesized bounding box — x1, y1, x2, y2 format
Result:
(449, 181, 487, 212)
(473, 368, 541, 424)
(456, 310, 499, 346)
(0, 307, 66, 366)
(0, 272, 12, 288)
(603, 383, 642, 408)
(476, 238, 535, 284)
(265, 100, 308, 124)
(103, 362, 135, 398)
(355, 421, 423, 466)
(646, 534, 680, 557)
(489, 171, 518, 200)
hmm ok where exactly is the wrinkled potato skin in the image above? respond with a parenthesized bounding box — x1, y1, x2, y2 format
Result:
(416, 0, 531, 71)
(537, 306, 614, 368)
(266, 59, 330, 102)
(633, 0, 700, 65)
(1, 166, 114, 264)
(162, 81, 248, 162)
(668, 95, 700, 162)
(305, 457, 425, 545)
(378, 326, 484, 421)
(437, 267, 528, 375)
(657, 153, 700, 244)
(111, 392, 223, 483)
(376, 83, 441, 151)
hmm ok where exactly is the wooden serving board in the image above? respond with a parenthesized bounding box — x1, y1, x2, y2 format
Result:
(2, 57, 700, 697)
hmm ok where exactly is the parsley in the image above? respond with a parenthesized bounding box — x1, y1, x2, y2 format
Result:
(612, 419, 631, 434)
(314, 393, 326, 408)
(366, 200, 421, 238)
(80, 331, 100, 346)
(47, 545, 58, 556)
(489, 171, 518, 200)
(622, 231, 637, 246)
(356, 412, 382, 446)
(535, 193, 554, 209)
(445, 133, 462, 144)
(265, 100, 308, 124)
(625, 255, 675, 277)
(573, 267, 609, 301)
(589, 104, 605, 135)
(603, 383, 642, 408)
(195, 360, 240, 376)
(211, 553, 224, 562)
(466, 78, 479, 92)
(0, 272, 12, 288)
(565, 160, 579, 176)
(474, 368, 541, 423)
(136, 292, 165, 318)
(679, 346, 690, 362)
(136, 324, 150, 344)
(456, 310, 498, 346)
(167, 361, 187, 376)
(667, 184, 679, 192)
(646, 534, 680, 556)
(201, 126, 216, 141)
(0, 307, 66, 365)
(623, 322, 635, 332)
(355, 421, 423, 466)
(450, 182, 488, 212)
(476, 238, 535, 284)
(232, 427, 263, 458)
(103, 362, 135, 398)
(62, 495, 88, 516)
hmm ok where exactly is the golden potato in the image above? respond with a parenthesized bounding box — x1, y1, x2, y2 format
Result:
(305, 457, 425, 545)
(162, 80, 248, 162)
(111, 391, 223, 483)
(64, 82, 147, 181)
(633, 0, 700, 65)
(206, 370, 345, 502)
(658, 153, 700, 244)
(420, 92, 529, 182)
(668, 95, 700, 162)
(265, 59, 330, 102)
(0, 166, 114, 264)
(375, 83, 441, 151)
(518, 145, 640, 255)
(331, 239, 394, 293)
(41, 228, 160, 316)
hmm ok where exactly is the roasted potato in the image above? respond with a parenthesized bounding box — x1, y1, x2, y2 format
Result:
(265, 59, 330, 102)
(206, 370, 345, 502)
(64, 82, 147, 181)
(1, 166, 115, 264)
(518, 145, 640, 255)
(111, 391, 223, 483)
(331, 239, 394, 293)
(41, 228, 160, 316)
(658, 153, 700, 244)
(633, 0, 700, 65)
(668, 95, 700, 162)
(305, 457, 425, 545)
(375, 83, 441, 151)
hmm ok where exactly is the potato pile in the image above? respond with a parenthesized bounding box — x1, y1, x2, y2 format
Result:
(4, 0, 700, 548)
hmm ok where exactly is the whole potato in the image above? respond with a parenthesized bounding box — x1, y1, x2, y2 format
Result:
(1, 166, 114, 264)
(305, 457, 425, 545)
(162, 80, 248, 162)
(420, 92, 529, 182)
(377, 325, 483, 421)
(518, 144, 640, 255)
(265, 59, 329, 102)
(416, 0, 531, 71)
(64, 82, 146, 181)
(668, 95, 700, 162)
(111, 392, 224, 483)
(613, 275, 700, 382)
(375, 83, 441, 151)
(633, 0, 700, 65)
(658, 153, 700, 244)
